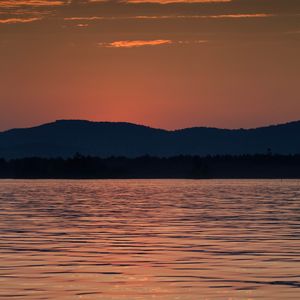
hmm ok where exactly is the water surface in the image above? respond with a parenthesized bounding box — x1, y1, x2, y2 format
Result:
(0, 180, 299, 299)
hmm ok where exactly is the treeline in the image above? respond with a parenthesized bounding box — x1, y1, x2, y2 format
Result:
(0, 154, 300, 179)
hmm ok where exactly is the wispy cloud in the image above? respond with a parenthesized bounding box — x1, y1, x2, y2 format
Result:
(134, 13, 275, 19)
(99, 39, 173, 48)
(208, 13, 275, 19)
(64, 13, 274, 22)
(0, 1, 64, 7)
(64, 16, 106, 21)
(76, 23, 89, 27)
(178, 39, 208, 44)
(98, 39, 208, 48)
(0, 17, 42, 24)
(123, 0, 231, 3)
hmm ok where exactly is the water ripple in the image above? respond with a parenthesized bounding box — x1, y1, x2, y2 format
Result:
(0, 179, 300, 299)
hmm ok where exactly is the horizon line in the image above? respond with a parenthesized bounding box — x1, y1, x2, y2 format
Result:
(1, 118, 300, 134)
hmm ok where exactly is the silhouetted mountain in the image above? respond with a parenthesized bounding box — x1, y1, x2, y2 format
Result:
(0, 120, 299, 159)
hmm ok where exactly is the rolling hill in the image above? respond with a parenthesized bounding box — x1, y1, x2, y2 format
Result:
(0, 120, 299, 158)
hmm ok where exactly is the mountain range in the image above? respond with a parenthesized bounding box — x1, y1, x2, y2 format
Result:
(0, 120, 299, 159)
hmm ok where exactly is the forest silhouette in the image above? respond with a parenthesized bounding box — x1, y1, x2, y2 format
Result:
(0, 154, 299, 179)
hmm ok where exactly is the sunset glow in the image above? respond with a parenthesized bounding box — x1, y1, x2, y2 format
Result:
(0, 3, 300, 299)
(0, 0, 299, 131)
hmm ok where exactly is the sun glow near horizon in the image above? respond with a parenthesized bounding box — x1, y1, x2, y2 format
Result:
(0, 0, 299, 131)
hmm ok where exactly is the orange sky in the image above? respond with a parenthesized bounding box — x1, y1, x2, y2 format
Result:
(0, 0, 299, 130)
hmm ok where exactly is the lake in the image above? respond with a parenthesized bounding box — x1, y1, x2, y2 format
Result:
(0, 180, 299, 299)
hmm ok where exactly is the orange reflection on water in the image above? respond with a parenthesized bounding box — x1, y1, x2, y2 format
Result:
(0, 179, 300, 299)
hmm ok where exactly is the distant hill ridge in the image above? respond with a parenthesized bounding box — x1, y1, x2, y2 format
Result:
(0, 119, 299, 158)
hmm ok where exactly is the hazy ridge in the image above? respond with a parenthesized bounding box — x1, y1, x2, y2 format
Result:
(0, 120, 299, 159)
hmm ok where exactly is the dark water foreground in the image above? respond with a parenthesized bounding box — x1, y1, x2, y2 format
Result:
(0, 155, 300, 179)
(0, 180, 299, 299)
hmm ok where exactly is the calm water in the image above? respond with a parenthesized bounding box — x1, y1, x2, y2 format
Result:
(0, 180, 299, 300)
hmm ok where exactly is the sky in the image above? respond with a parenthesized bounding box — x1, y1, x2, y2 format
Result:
(0, 0, 299, 131)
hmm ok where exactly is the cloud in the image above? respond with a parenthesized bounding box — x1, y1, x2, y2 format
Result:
(64, 13, 274, 21)
(76, 23, 89, 26)
(123, 0, 231, 3)
(207, 13, 275, 19)
(133, 13, 275, 19)
(99, 39, 173, 48)
(64, 16, 106, 20)
(0, 1, 64, 7)
(0, 17, 42, 24)
(178, 39, 208, 44)
(1, 0, 298, 44)
(98, 39, 208, 48)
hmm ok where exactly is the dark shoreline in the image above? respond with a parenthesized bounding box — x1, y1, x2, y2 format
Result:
(0, 154, 300, 179)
